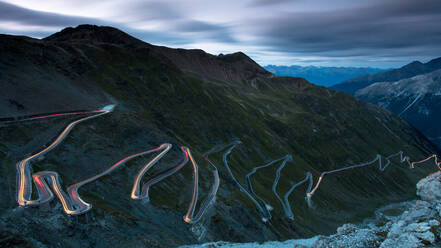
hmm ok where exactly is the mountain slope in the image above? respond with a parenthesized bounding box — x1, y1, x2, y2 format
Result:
(0, 25, 438, 247)
(356, 69, 441, 148)
(45, 24, 272, 86)
(264, 65, 385, 87)
(332, 57, 441, 94)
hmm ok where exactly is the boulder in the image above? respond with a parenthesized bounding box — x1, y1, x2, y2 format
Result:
(417, 171, 441, 202)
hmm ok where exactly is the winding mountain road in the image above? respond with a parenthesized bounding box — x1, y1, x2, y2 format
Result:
(220, 140, 274, 222)
(8, 105, 441, 224)
(245, 156, 291, 221)
(221, 141, 441, 221)
(12, 105, 220, 223)
(16, 105, 115, 209)
(306, 151, 412, 198)
(183, 145, 221, 224)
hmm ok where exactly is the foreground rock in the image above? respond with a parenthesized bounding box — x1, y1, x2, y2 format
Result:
(313, 171, 441, 248)
(184, 171, 441, 248)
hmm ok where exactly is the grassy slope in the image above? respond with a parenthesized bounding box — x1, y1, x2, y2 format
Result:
(0, 36, 438, 246)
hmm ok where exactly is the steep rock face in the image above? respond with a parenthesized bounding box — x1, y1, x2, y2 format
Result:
(332, 57, 441, 95)
(0, 25, 438, 247)
(355, 69, 441, 148)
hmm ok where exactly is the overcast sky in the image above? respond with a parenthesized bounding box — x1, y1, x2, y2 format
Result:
(1, 0, 440, 68)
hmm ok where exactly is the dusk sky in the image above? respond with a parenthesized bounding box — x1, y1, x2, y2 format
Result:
(1, 0, 440, 68)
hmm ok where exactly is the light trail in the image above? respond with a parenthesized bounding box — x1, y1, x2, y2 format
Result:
(411, 154, 441, 170)
(12, 106, 221, 223)
(131, 145, 221, 224)
(271, 155, 294, 219)
(10, 105, 441, 223)
(183, 144, 226, 224)
(68, 144, 173, 214)
(283, 172, 312, 220)
(0, 107, 114, 124)
(220, 140, 273, 222)
(16, 105, 115, 208)
(130, 144, 173, 200)
(306, 151, 412, 198)
(245, 156, 291, 221)
(220, 141, 441, 221)
(131, 146, 190, 203)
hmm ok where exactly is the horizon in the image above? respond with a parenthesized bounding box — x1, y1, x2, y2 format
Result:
(1, 0, 440, 68)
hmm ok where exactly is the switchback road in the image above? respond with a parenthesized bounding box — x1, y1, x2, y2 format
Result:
(221, 141, 441, 221)
(13, 105, 220, 223)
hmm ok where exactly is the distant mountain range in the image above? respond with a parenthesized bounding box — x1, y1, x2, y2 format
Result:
(356, 69, 441, 148)
(332, 57, 441, 95)
(264, 65, 386, 87)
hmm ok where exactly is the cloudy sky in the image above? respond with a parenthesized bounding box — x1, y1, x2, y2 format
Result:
(1, 0, 440, 68)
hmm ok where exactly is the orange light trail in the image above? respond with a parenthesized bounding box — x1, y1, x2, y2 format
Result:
(12, 105, 220, 223)
(16, 107, 112, 208)
(11, 106, 441, 223)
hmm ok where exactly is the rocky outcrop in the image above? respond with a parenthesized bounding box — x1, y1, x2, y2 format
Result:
(417, 172, 441, 202)
(312, 171, 441, 248)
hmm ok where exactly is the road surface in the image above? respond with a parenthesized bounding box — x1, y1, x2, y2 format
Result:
(183, 145, 221, 224)
(219, 140, 274, 222)
(245, 156, 291, 221)
(220, 141, 441, 221)
(13, 105, 222, 222)
(16, 105, 115, 209)
(306, 151, 412, 198)
(10, 105, 441, 222)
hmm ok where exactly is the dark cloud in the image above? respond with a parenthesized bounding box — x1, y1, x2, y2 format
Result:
(0, 0, 440, 67)
(249, 0, 293, 7)
(122, 1, 183, 21)
(0, 1, 230, 44)
(247, 0, 441, 59)
(171, 20, 236, 43)
(0, 1, 101, 27)
(120, 1, 237, 43)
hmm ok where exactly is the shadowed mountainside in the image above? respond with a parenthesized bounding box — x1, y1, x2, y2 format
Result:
(0, 25, 438, 247)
